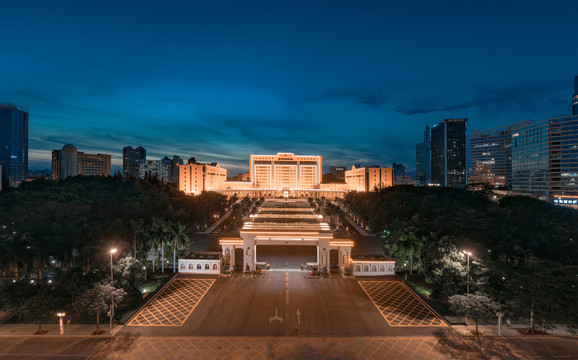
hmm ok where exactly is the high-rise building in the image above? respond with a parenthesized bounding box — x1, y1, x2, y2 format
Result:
(572, 76, 578, 116)
(415, 124, 431, 186)
(511, 115, 578, 203)
(52, 144, 111, 179)
(123, 146, 146, 178)
(431, 118, 467, 188)
(168, 155, 183, 183)
(469, 120, 530, 188)
(0, 104, 28, 187)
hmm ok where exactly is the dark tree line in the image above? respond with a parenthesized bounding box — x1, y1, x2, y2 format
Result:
(341, 186, 578, 332)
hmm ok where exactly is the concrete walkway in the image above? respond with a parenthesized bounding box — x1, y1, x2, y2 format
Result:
(199, 208, 232, 234)
(342, 214, 372, 236)
(0, 323, 123, 337)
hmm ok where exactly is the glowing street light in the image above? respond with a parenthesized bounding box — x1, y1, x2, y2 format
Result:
(463, 250, 472, 295)
(109, 248, 117, 336)
(56, 312, 66, 335)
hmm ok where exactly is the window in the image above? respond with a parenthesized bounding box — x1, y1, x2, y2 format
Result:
(213, 264, 218, 270)
(371, 266, 377, 272)
(197, 264, 202, 270)
(188, 263, 193, 270)
(363, 265, 369, 272)
(379, 266, 385, 272)
(355, 265, 361, 272)
(205, 264, 210, 270)
(180, 263, 185, 269)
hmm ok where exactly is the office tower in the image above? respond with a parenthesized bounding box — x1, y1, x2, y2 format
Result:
(392, 163, 405, 184)
(52, 144, 111, 179)
(431, 118, 467, 188)
(572, 76, 578, 116)
(123, 146, 146, 178)
(415, 124, 431, 186)
(168, 155, 183, 183)
(511, 115, 578, 203)
(0, 104, 28, 187)
(469, 121, 530, 188)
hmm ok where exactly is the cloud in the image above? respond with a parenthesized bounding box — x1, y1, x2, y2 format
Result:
(309, 88, 390, 109)
(394, 83, 553, 117)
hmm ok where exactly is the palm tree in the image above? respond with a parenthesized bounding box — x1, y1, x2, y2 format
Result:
(168, 223, 191, 272)
(148, 219, 171, 273)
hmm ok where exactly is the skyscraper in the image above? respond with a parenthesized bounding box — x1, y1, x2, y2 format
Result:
(415, 124, 431, 186)
(572, 76, 578, 116)
(0, 104, 29, 187)
(511, 115, 578, 202)
(123, 146, 146, 178)
(431, 118, 467, 188)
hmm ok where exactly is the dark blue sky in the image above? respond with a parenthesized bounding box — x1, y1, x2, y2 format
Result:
(1, 0, 577, 175)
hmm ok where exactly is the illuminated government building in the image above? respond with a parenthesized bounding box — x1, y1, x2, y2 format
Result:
(178, 153, 393, 198)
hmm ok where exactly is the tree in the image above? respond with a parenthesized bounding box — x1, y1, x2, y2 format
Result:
(112, 257, 146, 291)
(167, 223, 190, 273)
(425, 238, 467, 295)
(449, 293, 501, 335)
(76, 283, 126, 333)
(147, 218, 171, 273)
(129, 219, 145, 258)
(23, 292, 58, 334)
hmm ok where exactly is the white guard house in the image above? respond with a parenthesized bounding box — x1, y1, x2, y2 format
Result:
(178, 252, 221, 274)
(220, 200, 354, 272)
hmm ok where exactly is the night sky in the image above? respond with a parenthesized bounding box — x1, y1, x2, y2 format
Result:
(1, 0, 577, 175)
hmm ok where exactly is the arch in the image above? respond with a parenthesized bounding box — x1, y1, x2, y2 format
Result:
(197, 263, 202, 270)
(355, 265, 361, 272)
(212, 264, 218, 270)
(180, 263, 185, 270)
(371, 265, 377, 272)
(205, 263, 210, 270)
(379, 266, 385, 272)
(363, 265, 369, 272)
(188, 263, 193, 270)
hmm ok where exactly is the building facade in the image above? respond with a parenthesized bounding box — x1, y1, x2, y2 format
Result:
(572, 76, 578, 116)
(52, 144, 111, 179)
(469, 127, 511, 187)
(139, 159, 170, 182)
(415, 124, 431, 186)
(178, 162, 227, 195)
(250, 153, 321, 190)
(344, 165, 393, 192)
(0, 104, 28, 187)
(431, 118, 467, 187)
(123, 146, 146, 178)
(511, 115, 578, 202)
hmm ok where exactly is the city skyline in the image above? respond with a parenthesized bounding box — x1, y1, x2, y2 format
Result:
(1, 0, 577, 175)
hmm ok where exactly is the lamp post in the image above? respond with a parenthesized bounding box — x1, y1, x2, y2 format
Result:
(56, 312, 66, 335)
(463, 250, 472, 294)
(109, 248, 117, 336)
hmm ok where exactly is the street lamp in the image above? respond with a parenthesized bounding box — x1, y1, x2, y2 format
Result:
(463, 250, 472, 295)
(109, 248, 117, 336)
(56, 312, 66, 335)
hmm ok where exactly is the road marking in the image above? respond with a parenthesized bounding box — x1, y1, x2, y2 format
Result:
(285, 266, 290, 320)
(296, 309, 301, 326)
(269, 307, 283, 324)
